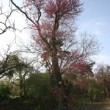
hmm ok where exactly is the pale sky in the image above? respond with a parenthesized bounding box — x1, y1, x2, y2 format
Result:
(77, 0, 110, 65)
(0, 0, 110, 65)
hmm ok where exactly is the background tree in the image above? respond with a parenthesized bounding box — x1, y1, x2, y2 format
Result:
(0, 50, 32, 97)
(9, 56, 34, 97)
(95, 64, 110, 98)
(0, 51, 27, 78)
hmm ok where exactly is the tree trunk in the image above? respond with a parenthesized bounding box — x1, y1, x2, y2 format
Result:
(50, 52, 70, 110)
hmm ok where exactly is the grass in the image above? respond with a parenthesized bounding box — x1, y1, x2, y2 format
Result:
(0, 97, 37, 110)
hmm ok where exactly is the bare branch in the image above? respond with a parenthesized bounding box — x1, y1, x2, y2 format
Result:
(0, 1, 16, 35)
(10, 0, 37, 26)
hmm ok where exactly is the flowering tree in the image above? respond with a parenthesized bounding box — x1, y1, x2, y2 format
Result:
(10, 0, 98, 109)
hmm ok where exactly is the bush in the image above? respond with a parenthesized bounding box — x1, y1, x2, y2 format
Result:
(0, 83, 10, 100)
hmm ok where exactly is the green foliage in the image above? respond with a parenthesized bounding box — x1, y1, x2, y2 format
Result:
(25, 73, 52, 109)
(26, 72, 51, 97)
(0, 83, 10, 100)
